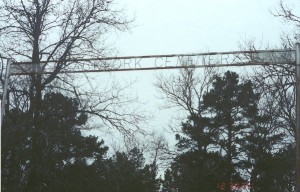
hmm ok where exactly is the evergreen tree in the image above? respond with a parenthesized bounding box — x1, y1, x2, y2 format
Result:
(2, 92, 108, 192)
(202, 71, 259, 191)
(93, 147, 160, 192)
(162, 150, 226, 192)
(162, 71, 262, 192)
(241, 113, 294, 192)
(162, 70, 295, 191)
(2, 92, 160, 191)
(162, 114, 225, 192)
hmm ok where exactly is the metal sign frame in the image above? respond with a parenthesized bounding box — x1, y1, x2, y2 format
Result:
(9, 49, 295, 75)
(1, 47, 300, 191)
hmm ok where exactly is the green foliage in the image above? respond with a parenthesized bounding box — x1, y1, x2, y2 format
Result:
(93, 147, 160, 192)
(2, 93, 159, 192)
(2, 71, 296, 192)
(2, 92, 107, 191)
(202, 71, 260, 190)
(162, 71, 295, 192)
(162, 150, 226, 192)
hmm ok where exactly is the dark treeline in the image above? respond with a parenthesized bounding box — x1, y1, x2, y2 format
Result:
(2, 92, 159, 192)
(2, 71, 295, 192)
(1, 0, 298, 191)
(160, 71, 295, 192)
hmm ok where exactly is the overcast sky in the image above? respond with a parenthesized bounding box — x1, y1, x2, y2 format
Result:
(113, 0, 298, 55)
(94, 0, 299, 149)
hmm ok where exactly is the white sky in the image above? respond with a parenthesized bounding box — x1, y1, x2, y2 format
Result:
(114, 0, 297, 55)
(93, 0, 299, 151)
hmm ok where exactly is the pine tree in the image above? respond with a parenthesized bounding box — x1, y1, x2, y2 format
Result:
(202, 71, 259, 191)
(2, 92, 108, 192)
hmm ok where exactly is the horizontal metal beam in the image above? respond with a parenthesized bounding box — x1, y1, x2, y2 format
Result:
(10, 61, 295, 76)
(14, 49, 295, 65)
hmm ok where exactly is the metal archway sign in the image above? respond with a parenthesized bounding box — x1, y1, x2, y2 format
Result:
(9, 49, 295, 75)
(1, 47, 300, 191)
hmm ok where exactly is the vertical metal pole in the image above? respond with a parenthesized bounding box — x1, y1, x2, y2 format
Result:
(1, 58, 12, 123)
(0, 59, 12, 191)
(0, 100, 1, 129)
(296, 43, 300, 192)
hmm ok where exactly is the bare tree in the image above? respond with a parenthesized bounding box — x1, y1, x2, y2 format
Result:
(155, 60, 218, 132)
(0, 0, 146, 135)
(0, 1, 150, 191)
(142, 131, 170, 171)
(154, 61, 219, 173)
(272, 0, 300, 42)
(237, 0, 300, 142)
(238, 40, 296, 142)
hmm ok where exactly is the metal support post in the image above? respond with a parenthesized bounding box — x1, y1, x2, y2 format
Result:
(296, 43, 300, 192)
(0, 58, 12, 192)
(1, 58, 12, 124)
